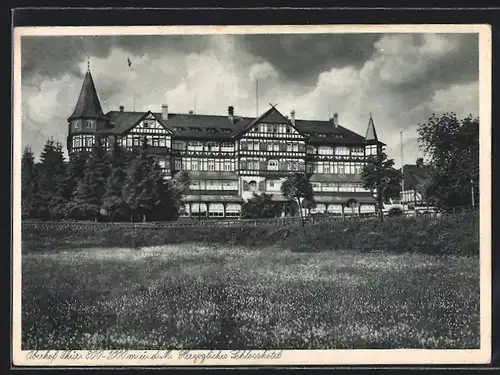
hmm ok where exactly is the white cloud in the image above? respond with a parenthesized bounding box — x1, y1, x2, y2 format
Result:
(20, 34, 479, 169)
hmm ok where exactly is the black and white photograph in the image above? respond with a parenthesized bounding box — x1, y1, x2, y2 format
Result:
(12, 24, 492, 366)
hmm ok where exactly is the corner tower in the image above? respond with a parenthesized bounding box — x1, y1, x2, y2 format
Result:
(67, 63, 108, 153)
(364, 113, 384, 157)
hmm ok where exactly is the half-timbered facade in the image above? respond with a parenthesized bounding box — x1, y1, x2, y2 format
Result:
(67, 68, 385, 219)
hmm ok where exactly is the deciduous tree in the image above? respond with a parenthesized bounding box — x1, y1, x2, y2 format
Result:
(241, 193, 283, 219)
(417, 113, 479, 208)
(361, 151, 402, 222)
(281, 173, 314, 226)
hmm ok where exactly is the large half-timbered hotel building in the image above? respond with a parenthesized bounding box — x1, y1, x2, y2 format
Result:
(67, 68, 385, 218)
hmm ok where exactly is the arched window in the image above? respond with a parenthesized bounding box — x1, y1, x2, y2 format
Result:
(248, 181, 257, 192)
(267, 159, 278, 171)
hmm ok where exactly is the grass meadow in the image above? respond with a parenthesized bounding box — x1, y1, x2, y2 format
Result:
(21, 244, 480, 350)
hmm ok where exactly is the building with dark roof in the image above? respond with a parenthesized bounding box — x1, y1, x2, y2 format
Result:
(400, 159, 433, 206)
(67, 68, 386, 218)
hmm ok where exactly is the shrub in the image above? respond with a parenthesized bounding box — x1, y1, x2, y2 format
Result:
(21, 212, 479, 256)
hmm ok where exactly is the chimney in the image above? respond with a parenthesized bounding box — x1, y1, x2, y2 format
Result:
(161, 104, 169, 120)
(290, 110, 295, 125)
(333, 113, 339, 127)
(228, 106, 234, 122)
(189, 110, 194, 115)
(416, 157, 424, 167)
(119, 105, 124, 112)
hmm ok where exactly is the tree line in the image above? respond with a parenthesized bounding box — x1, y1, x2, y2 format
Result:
(21, 138, 190, 222)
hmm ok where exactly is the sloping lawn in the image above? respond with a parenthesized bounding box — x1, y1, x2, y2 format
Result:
(22, 245, 479, 350)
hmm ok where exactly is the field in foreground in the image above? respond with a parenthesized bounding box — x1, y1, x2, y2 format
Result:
(22, 245, 479, 350)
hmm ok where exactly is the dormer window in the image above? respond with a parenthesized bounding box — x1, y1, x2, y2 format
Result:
(85, 120, 94, 129)
(207, 128, 218, 133)
(220, 128, 232, 134)
(173, 127, 184, 132)
(74, 120, 81, 130)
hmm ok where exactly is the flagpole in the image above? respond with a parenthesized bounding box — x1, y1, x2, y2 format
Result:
(400, 130, 404, 192)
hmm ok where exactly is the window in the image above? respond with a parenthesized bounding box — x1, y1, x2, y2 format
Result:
(143, 119, 155, 128)
(285, 126, 291, 134)
(173, 140, 185, 150)
(206, 142, 217, 151)
(224, 161, 232, 171)
(319, 146, 333, 155)
(188, 141, 202, 149)
(259, 124, 266, 133)
(271, 125, 278, 133)
(286, 143, 292, 152)
(85, 120, 94, 129)
(249, 181, 257, 192)
(173, 127, 185, 132)
(251, 126, 258, 132)
(192, 160, 199, 171)
(82, 135, 94, 148)
(306, 146, 316, 155)
(220, 128, 232, 134)
(72, 136, 82, 148)
(208, 161, 215, 171)
(336, 163, 345, 174)
(335, 146, 350, 156)
(268, 160, 278, 171)
(74, 120, 81, 130)
(351, 147, 364, 156)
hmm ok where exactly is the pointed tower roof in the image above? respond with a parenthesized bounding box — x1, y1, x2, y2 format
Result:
(68, 68, 107, 121)
(365, 113, 378, 142)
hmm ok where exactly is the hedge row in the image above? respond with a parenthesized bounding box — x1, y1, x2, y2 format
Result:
(21, 211, 479, 256)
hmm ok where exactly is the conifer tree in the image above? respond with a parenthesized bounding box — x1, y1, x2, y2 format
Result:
(102, 142, 129, 222)
(122, 138, 162, 222)
(72, 140, 110, 221)
(60, 150, 89, 219)
(36, 139, 67, 220)
(21, 146, 37, 219)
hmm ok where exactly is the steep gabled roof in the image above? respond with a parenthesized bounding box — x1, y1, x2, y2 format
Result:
(68, 70, 107, 121)
(365, 114, 378, 141)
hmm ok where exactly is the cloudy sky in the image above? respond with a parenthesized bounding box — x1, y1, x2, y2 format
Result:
(21, 32, 479, 166)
